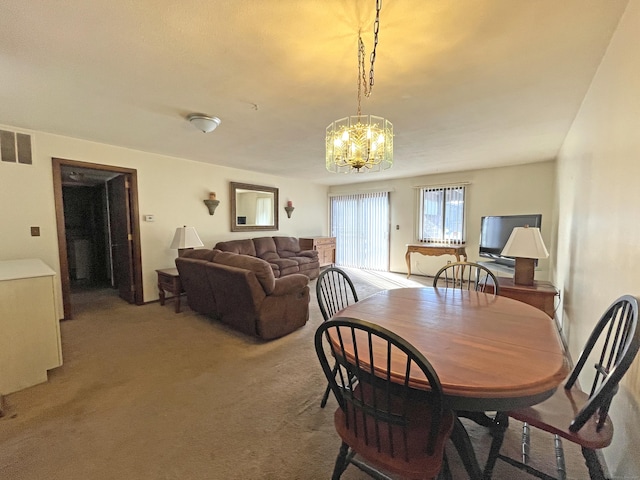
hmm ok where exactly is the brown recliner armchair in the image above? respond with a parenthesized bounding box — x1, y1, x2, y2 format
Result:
(176, 249, 310, 340)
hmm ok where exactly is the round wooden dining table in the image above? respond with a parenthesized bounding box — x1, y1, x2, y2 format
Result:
(333, 286, 569, 412)
(330, 286, 569, 478)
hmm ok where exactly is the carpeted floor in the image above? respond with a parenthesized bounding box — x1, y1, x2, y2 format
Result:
(0, 268, 588, 479)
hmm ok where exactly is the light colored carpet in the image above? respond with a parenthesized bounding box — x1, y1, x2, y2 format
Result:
(0, 268, 588, 479)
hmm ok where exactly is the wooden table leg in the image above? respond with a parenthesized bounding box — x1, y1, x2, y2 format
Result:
(174, 292, 181, 313)
(405, 251, 412, 278)
(158, 285, 165, 306)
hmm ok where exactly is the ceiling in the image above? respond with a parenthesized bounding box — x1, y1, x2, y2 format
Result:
(0, 1, 628, 186)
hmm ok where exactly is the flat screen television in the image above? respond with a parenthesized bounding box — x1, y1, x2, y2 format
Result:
(479, 214, 542, 267)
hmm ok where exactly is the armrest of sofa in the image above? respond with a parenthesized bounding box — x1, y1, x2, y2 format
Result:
(272, 273, 309, 296)
(298, 250, 318, 259)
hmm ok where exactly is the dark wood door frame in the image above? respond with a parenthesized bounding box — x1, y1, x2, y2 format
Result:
(52, 158, 144, 319)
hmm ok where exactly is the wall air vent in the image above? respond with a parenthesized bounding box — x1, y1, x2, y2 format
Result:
(0, 129, 32, 165)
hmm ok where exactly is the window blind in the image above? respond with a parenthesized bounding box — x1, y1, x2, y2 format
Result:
(330, 192, 389, 271)
(418, 185, 466, 244)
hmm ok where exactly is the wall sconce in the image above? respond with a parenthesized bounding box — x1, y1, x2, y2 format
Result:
(204, 192, 220, 215)
(501, 226, 549, 286)
(284, 201, 295, 218)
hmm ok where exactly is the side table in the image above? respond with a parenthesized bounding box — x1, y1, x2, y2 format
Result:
(156, 268, 184, 313)
(493, 277, 559, 318)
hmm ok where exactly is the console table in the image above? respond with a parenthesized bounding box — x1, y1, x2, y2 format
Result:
(492, 277, 559, 318)
(405, 243, 467, 278)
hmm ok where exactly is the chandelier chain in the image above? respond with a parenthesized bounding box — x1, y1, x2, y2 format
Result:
(369, 0, 381, 93)
(357, 0, 382, 115)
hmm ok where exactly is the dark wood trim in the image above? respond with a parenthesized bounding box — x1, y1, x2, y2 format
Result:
(52, 159, 71, 319)
(126, 168, 144, 305)
(51, 158, 144, 318)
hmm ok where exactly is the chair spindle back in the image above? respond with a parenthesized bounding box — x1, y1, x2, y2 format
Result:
(316, 267, 359, 321)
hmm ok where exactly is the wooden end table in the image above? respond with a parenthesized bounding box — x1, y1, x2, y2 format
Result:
(485, 277, 559, 318)
(156, 268, 184, 313)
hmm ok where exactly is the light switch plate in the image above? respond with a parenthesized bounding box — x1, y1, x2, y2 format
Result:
(144, 215, 155, 222)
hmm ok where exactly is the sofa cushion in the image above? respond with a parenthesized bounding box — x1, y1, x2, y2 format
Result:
(289, 255, 314, 265)
(213, 251, 276, 294)
(269, 263, 281, 277)
(253, 237, 280, 262)
(273, 236, 301, 258)
(181, 248, 220, 262)
(270, 258, 299, 276)
(214, 239, 256, 257)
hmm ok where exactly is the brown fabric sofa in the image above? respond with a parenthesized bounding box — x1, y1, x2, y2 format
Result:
(214, 236, 320, 279)
(175, 248, 310, 340)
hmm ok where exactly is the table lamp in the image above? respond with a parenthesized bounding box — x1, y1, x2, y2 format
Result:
(170, 226, 204, 257)
(501, 226, 549, 286)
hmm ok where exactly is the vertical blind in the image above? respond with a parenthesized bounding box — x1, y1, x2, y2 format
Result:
(330, 192, 390, 271)
(418, 185, 466, 244)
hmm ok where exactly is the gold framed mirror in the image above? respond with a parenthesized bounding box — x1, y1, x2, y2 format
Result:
(230, 182, 279, 232)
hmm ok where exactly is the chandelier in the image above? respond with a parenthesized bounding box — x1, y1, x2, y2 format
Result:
(326, 0, 393, 174)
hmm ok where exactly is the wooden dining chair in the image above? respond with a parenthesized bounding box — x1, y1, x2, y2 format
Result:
(433, 261, 500, 295)
(316, 267, 359, 408)
(315, 317, 454, 480)
(483, 295, 640, 480)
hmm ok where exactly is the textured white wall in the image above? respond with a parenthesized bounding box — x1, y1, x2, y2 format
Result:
(555, 0, 640, 476)
(329, 161, 556, 279)
(0, 127, 328, 316)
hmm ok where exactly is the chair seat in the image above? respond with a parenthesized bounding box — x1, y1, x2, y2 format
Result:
(333, 385, 454, 480)
(508, 382, 613, 450)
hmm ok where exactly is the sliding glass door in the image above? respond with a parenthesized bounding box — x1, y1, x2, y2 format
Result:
(330, 192, 389, 271)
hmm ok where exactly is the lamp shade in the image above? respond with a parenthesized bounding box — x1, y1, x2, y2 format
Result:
(501, 226, 549, 259)
(170, 226, 204, 250)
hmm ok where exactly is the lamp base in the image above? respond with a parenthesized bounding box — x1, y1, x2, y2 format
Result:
(513, 257, 535, 286)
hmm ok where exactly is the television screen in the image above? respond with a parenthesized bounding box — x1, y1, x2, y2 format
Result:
(479, 214, 542, 266)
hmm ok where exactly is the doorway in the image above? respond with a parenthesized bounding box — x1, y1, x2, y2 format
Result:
(52, 158, 144, 319)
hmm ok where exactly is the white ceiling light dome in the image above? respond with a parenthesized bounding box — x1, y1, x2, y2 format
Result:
(187, 114, 221, 133)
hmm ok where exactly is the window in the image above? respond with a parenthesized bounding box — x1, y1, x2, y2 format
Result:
(330, 192, 389, 271)
(418, 185, 466, 244)
(255, 197, 273, 225)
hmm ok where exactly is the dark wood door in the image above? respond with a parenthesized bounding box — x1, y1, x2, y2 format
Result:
(107, 174, 135, 303)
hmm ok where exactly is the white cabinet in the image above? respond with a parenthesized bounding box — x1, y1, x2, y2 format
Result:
(0, 259, 63, 395)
